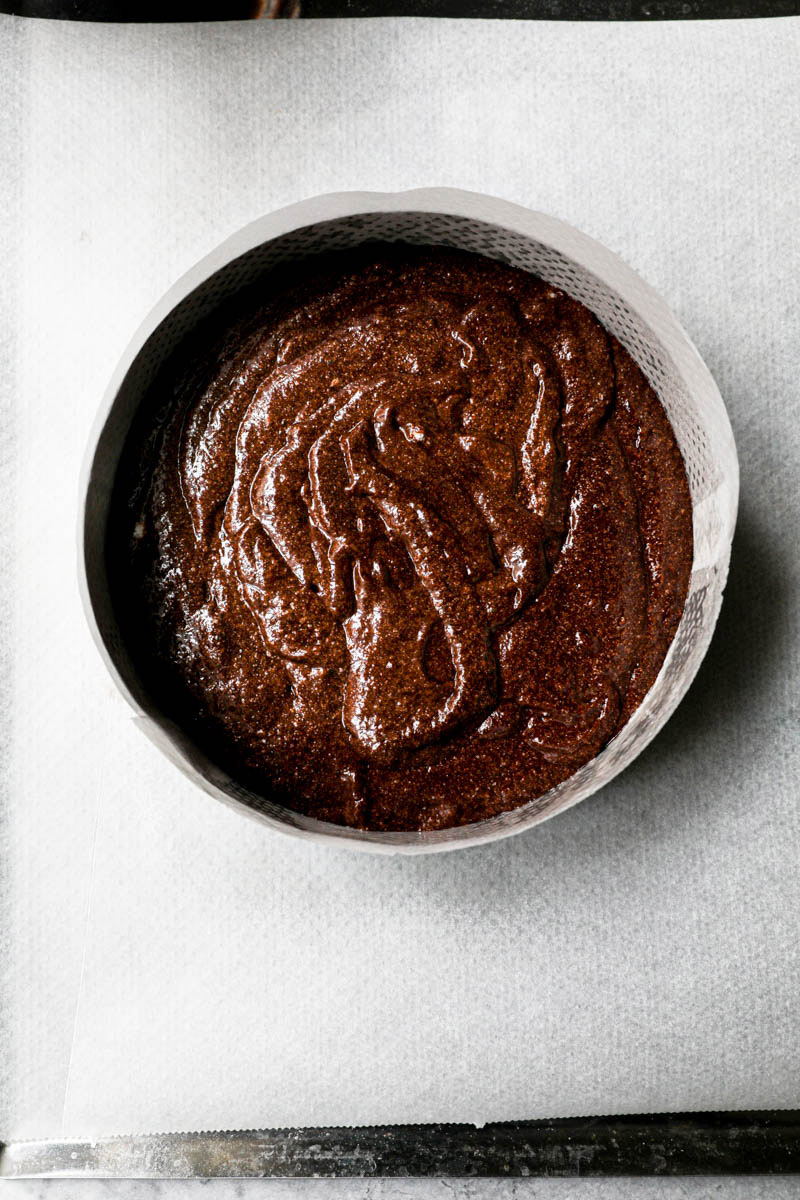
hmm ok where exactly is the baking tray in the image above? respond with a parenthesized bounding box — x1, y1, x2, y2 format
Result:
(3, 1113, 800, 1177)
(3, 193, 799, 1171)
(1, 3, 797, 1182)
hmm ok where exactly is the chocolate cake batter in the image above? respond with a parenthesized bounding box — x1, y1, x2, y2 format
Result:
(114, 245, 693, 831)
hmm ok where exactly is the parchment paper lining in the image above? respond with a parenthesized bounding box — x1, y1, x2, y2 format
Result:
(81, 191, 738, 854)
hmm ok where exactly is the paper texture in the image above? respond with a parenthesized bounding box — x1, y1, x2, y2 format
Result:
(1, 13, 799, 1140)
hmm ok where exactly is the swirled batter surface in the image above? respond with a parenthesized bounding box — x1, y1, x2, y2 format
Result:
(116, 246, 692, 831)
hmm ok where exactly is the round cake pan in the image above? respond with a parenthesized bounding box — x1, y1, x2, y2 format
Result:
(79, 188, 739, 854)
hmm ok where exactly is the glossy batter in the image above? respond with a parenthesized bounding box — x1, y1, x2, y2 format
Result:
(116, 246, 693, 831)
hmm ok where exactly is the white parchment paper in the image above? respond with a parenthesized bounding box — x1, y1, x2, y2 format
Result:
(1, 13, 799, 1141)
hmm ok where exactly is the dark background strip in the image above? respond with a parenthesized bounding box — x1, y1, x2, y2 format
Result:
(2, 0, 799, 18)
(3, 1113, 800, 1177)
